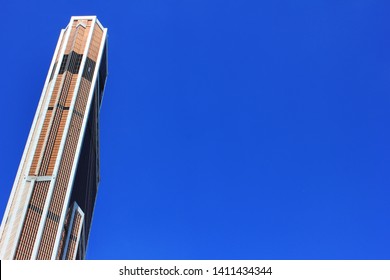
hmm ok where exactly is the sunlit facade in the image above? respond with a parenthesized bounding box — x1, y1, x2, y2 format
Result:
(0, 16, 108, 260)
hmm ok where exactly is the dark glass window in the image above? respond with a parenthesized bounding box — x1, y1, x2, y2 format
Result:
(59, 54, 69, 74)
(59, 52, 83, 74)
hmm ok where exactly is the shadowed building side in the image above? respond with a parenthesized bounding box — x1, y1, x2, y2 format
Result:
(0, 16, 108, 260)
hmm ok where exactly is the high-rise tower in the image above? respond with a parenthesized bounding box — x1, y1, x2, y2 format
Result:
(0, 16, 108, 260)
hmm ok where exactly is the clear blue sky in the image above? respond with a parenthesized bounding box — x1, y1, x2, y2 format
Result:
(0, 0, 389, 260)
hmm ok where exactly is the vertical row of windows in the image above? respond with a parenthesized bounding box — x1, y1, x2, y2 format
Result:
(55, 208, 71, 259)
(14, 182, 50, 259)
(36, 76, 92, 259)
(65, 213, 82, 259)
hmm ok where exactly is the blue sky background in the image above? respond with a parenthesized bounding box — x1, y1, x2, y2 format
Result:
(0, 0, 389, 260)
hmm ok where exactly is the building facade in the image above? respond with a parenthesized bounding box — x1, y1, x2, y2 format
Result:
(0, 16, 108, 260)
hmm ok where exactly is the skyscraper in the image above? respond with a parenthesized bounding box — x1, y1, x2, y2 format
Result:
(0, 16, 108, 260)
